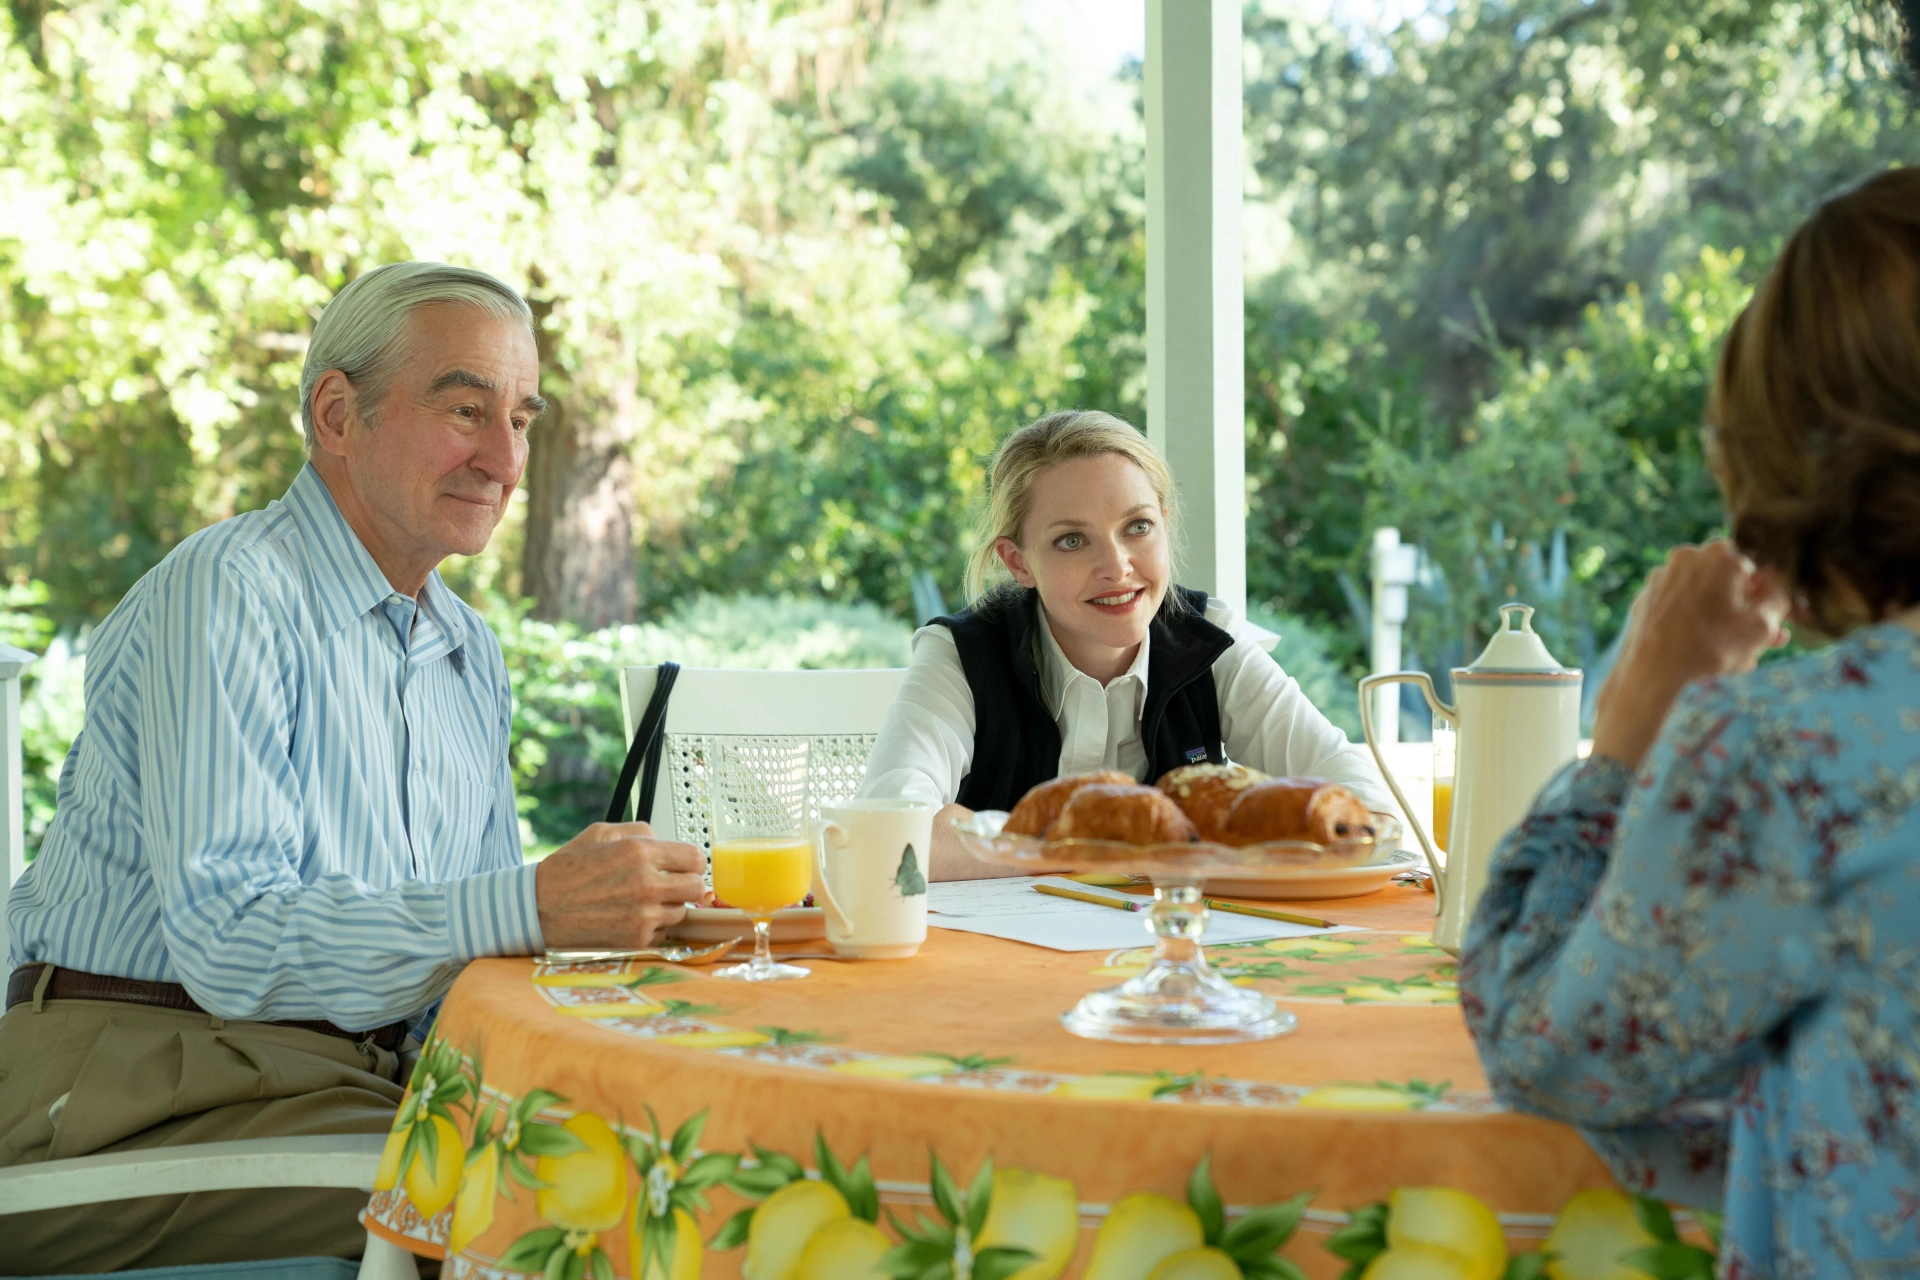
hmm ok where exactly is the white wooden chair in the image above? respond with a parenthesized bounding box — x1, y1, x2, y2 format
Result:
(0, 645, 416, 1279)
(617, 666, 907, 849)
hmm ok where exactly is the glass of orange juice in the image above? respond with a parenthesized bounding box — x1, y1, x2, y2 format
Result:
(1431, 723, 1456, 856)
(709, 739, 813, 983)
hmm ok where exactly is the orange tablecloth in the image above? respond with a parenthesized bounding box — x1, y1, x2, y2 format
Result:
(364, 884, 1617, 1278)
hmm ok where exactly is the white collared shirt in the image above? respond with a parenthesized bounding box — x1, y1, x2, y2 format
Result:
(857, 597, 1394, 813)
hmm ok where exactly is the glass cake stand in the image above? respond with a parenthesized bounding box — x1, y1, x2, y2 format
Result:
(950, 811, 1401, 1045)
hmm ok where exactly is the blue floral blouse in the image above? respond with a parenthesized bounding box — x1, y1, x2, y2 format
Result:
(1459, 623, 1920, 1279)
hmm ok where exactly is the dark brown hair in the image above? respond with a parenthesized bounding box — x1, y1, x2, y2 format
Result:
(1708, 166, 1920, 635)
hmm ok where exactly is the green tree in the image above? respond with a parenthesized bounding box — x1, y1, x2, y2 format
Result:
(1239, 0, 1919, 654)
(1360, 248, 1751, 673)
(0, 0, 917, 631)
(635, 6, 1148, 614)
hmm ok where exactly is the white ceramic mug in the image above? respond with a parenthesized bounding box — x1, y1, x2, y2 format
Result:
(813, 799, 933, 959)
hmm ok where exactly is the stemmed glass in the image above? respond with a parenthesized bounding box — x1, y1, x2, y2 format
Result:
(1059, 875, 1295, 1044)
(949, 809, 1398, 1043)
(709, 739, 813, 983)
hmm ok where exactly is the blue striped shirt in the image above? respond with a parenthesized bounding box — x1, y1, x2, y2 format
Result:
(6, 463, 544, 1028)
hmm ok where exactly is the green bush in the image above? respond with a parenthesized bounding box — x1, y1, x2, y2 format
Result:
(1357, 250, 1750, 674)
(1244, 605, 1364, 741)
(4, 580, 74, 858)
(3, 591, 912, 861)
(486, 594, 912, 852)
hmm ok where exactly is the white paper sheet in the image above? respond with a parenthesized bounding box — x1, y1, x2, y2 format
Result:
(926, 876, 1115, 917)
(925, 876, 1360, 952)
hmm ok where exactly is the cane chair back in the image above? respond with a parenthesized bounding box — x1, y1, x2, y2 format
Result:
(617, 667, 906, 852)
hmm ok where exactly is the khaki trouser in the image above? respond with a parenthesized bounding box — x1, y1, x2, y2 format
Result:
(0, 992, 407, 1274)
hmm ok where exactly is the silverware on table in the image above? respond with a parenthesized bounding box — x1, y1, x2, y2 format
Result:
(541, 937, 745, 967)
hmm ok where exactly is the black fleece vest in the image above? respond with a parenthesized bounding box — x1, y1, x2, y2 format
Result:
(935, 586, 1233, 813)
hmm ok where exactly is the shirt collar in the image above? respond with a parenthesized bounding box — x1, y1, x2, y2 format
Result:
(279, 462, 468, 663)
(1036, 602, 1151, 714)
(412, 573, 469, 672)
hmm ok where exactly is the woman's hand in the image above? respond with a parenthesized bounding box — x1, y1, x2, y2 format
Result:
(1591, 539, 1790, 770)
(928, 801, 1078, 881)
(928, 803, 1004, 882)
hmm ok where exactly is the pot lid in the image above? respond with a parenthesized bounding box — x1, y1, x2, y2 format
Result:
(1466, 603, 1569, 672)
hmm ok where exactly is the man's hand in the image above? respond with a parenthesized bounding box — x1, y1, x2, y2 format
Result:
(535, 822, 708, 949)
(1591, 539, 1790, 770)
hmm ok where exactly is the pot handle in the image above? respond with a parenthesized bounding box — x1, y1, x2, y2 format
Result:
(1358, 672, 1456, 915)
(812, 820, 853, 938)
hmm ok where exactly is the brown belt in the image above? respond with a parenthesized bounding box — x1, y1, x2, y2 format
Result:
(5, 964, 410, 1053)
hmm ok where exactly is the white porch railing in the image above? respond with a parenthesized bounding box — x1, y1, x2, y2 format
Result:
(1, 642, 35, 963)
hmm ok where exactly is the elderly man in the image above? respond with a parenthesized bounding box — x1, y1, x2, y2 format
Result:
(0, 263, 702, 1269)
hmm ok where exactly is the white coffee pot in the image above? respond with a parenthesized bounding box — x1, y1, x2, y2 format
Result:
(1360, 603, 1582, 953)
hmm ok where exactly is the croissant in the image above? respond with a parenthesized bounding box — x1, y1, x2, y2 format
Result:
(1222, 777, 1376, 847)
(1003, 770, 1135, 836)
(1049, 783, 1200, 845)
(1155, 763, 1269, 843)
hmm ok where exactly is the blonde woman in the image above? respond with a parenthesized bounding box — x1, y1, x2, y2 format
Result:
(858, 410, 1391, 881)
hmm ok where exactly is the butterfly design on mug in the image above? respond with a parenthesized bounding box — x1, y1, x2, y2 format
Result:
(893, 844, 928, 897)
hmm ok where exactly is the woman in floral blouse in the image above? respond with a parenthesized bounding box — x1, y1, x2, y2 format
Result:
(1459, 167, 1920, 1277)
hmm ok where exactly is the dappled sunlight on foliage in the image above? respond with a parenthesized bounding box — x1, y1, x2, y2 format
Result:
(3, 0, 1917, 819)
(1358, 248, 1753, 674)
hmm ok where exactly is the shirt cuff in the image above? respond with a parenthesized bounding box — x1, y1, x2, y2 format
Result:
(445, 861, 545, 961)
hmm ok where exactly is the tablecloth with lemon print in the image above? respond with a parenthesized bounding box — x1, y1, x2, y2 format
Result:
(364, 883, 1718, 1280)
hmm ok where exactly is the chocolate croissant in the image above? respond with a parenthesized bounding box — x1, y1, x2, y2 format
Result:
(1155, 762, 1268, 843)
(1003, 770, 1135, 836)
(1222, 777, 1376, 846)
(1049, 784, 1200, 845)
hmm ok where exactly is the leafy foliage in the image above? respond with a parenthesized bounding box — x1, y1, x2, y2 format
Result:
(1503, 1253, 1557, 1280)
(1621, 1193, 1718, 1279)
(6, 0, 1919, 844)
(390, 1039, 482, 1194)
(467, 1084, 586, 1202)
(882, 1152, 1035, 1280)
(713, 1132, 877, 1252)
(1339, 251, 1750, 686)
(1326, 1201, 1389, 1280)
(1186, 1154, 1314, 1280)
(625, 1108, 738, 1278)
(3, 581, 77, 855)
(8, 591, 912, 860)
(1240, 0, 1919, 656)
(1247, 605, 1367, 737)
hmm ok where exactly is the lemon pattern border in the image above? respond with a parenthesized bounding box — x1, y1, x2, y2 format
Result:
(366, 1034, 1721, 1280)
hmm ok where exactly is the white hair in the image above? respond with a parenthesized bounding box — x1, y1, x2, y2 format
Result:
(298, 261, 534, 449)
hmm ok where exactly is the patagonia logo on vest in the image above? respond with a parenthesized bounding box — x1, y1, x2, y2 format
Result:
(1184, 746, 1208, 763)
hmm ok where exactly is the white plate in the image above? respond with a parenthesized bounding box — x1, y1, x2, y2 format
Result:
(951, 810, 1402, 879)
(1204, 848, 1425, 900)
(667, 907, 826, 943)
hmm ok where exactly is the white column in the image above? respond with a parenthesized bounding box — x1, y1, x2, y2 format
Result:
(0, 643, 35, 963)
(1145, 0, 1245, 613)
(1369, 528, 1420, 745)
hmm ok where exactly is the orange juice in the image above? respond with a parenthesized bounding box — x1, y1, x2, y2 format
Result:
(1432, 778, 1453, 853)
(711, 838, 813, 914)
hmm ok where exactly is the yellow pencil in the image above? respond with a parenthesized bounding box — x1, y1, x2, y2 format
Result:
(1033, 883, 1143, 912)
(1201, 898, 1336, 929)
